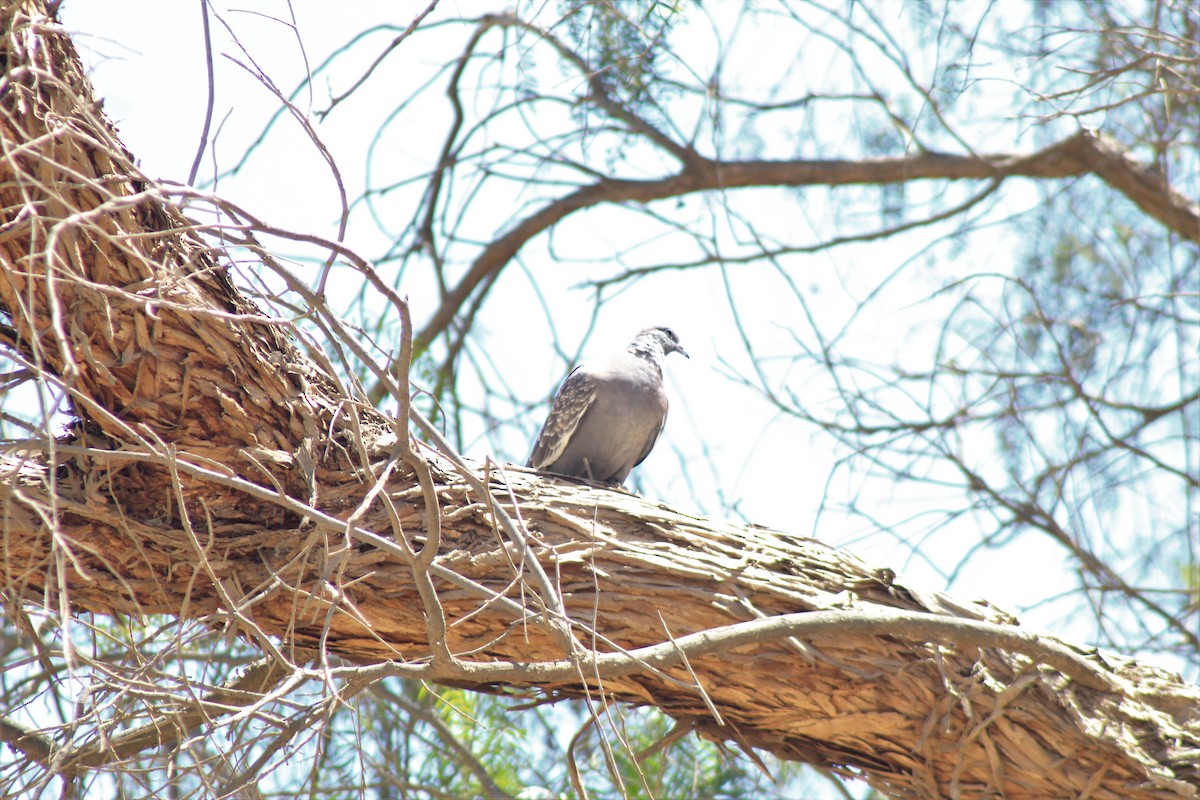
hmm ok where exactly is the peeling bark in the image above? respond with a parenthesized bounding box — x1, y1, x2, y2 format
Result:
(1, 4, 1198, 799)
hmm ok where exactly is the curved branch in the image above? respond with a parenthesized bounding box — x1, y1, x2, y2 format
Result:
(415, 130, 1199, 350)
(340, 608, 1117, 693)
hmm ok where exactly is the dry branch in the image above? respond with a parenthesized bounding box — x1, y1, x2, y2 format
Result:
(412, 128, 1200, 355)
(408, 7, 1200, 356)
(2, 4, 1199, 800)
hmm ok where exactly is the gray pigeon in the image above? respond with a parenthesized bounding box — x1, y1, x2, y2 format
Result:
(527, 326, 688, 485)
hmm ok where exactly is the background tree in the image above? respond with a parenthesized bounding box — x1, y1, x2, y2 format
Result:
(1, 1, 1197, 798)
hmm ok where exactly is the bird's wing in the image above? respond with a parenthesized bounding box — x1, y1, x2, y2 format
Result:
(527, 366, 597, 469)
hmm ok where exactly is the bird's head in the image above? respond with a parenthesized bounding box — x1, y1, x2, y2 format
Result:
(630, 326, 689, 360)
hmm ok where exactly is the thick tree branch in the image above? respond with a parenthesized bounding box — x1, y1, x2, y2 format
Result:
(3, 452, 1199, 799)
(2, 5, 1198, 800)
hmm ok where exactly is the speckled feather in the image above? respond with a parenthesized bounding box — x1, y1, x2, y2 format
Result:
(527, 367, 596, 469)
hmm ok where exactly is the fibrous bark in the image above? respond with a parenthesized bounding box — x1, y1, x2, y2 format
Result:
(1, 3, 1197, 798)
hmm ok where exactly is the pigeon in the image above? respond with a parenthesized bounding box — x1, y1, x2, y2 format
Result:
(527, 326, 688, 485)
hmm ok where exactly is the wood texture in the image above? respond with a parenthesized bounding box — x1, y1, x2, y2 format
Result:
(1, 3, 1197, 798)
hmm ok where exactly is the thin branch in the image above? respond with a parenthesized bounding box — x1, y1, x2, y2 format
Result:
(335, 608, 1118, 693)
(0, 657, 292, 775)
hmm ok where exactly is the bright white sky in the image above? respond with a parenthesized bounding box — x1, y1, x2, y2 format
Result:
(57, 1, 1104, 650)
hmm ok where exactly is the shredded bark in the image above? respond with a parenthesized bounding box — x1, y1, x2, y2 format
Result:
(1, 3, 1198, 798)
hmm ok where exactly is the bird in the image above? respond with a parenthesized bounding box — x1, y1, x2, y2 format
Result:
(527, 326, 688, 485)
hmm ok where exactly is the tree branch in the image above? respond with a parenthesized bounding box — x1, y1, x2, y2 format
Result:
(2, 5, 1198, 799)
(414, 131, 1199, 352)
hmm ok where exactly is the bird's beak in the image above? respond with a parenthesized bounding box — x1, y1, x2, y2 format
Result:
(675, 344, 690, 359)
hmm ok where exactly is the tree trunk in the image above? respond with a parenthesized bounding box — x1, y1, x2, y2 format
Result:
(1, 4, 1197, 798)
